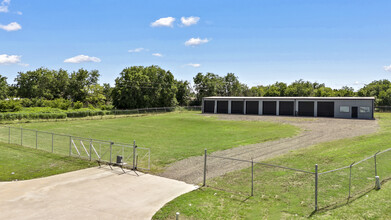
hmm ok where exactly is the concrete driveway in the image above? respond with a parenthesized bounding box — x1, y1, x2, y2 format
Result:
(0, 167, 197, 220)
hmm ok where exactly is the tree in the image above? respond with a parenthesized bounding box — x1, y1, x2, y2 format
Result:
(15, 68, 57, 99)
(358, 80, 391, 105)
(102, 83, 113, 103)
(175, 80, 191, 106)
(112, 65, 178, 109)
(285, 80, 315, 96)
(193, 72, 225, 103)
(0, 75, 9, 100)
(84, 84, 106, 106)
(67, 69, 100, 102)
(335, 86, 355, 97)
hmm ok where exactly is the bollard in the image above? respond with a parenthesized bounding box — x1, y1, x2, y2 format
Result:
(176, 212, 180, 220)
(375, 176, 381, 190)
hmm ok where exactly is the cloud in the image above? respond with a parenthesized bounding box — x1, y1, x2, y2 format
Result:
(384, 65, 391, 72)
(64, 55, 101, 63)
(185, 37, 209, 46)
(0, 0, 10, 13)
(152, 53, 162, 57)
(0, 22, 21, 31)
(0, 54, 21, 64)
(151, 17, 175, 27)
(128, 48, 145, 53)
(16, 11, 22, 15)
(187, 63, 201, 67)
(181, 16, 200, 26)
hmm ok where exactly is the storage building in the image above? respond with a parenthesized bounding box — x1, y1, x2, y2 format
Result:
(202, 97, 375, 119)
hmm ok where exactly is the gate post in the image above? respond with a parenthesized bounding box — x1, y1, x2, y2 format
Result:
(69, 136, 72, 156)
(110, 142, 113, 164)
(89, 139, 92, 161)
(133, 140, 137, 170)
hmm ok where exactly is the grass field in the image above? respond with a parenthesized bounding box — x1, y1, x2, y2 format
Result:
(2, 111, 298, 171)
(153, 113, 391, 219)
(0, 143, 94, 181)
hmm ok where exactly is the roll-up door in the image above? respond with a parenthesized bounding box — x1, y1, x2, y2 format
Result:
(279, 101, 294, 116)
(231, 101, 244, 114)
(203, 100, 215, 113)
(263, 101, 277, 115)
(317, 102, 334, 117)
(298, 101, 314, 117)
(246, 101, 259, 115)
(217, 101, 228, 114)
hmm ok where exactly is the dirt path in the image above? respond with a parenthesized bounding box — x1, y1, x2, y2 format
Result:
(160, 115, 379, 184)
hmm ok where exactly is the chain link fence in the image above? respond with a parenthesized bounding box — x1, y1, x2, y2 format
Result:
(375, 106, 391, 113)
(202, 147, 391, 213)
(0, 126, 150, 171)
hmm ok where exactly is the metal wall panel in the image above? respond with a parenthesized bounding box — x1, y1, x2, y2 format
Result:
(203, 100, 215, 113)
(279, 101, 294, 116)
(263, 101, 277, 115)
(246, 101, 259, 115)
(317, 102, 334, 117)
(231, 101, 244, 114)
(298, 102, 314, 116)
(217, 101, 228, 114)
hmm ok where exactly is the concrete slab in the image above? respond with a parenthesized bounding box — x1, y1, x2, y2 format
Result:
(0, 166, 197, 220)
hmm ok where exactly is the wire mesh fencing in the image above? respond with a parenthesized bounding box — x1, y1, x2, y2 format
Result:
(0, 126, 150, 171)
(202, 147, 391, 213)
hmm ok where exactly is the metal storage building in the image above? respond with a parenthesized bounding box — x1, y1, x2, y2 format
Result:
(202, 97, 375, 119)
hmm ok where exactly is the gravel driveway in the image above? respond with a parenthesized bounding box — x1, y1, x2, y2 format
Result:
(160, 114, 379, 184)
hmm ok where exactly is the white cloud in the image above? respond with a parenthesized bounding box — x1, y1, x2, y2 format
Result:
(185, 37, 209, 46)
(128, 48, 145, 53)
(0, 54, 22, 65)
(384, 65, 391, 72)
(16, 11, 22, 15)
(0, 22, 21, 31)
(152, 53, 162, 57)
(181, 16, 200, 26)
(151, 17, 175, 27)
(64, 55, 101, 63)
(187, 63, 201, 67)
(0, 0, 10, 13)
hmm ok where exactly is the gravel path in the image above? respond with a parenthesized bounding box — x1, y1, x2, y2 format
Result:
(159, 115, 379, 184)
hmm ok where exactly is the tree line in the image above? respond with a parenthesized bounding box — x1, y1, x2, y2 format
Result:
(1, 65, 390, 109)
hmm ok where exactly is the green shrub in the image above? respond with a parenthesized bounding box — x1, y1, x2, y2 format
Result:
(20, 98, 33, 107)
(73, 101, 83, 109)
(0, 99, 22, 112)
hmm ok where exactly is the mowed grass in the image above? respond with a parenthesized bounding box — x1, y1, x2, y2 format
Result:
(153, 113, 391, 219)
(0, 143, 94, 181)
(10, 111, 298, 171)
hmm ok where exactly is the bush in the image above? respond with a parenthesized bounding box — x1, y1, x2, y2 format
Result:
(100, 104, 114, 110)
(0, 99, 22, 112)
(73, 101, 83, 109)
(20, 98, 33, 107)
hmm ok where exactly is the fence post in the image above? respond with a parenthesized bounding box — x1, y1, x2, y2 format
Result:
(89, 139, 92, 161)
(315, 164, 318, 211)
(348, 162, 355, 199)
(176, 212, 180, 220)
(8, 127, 10, 144)
(374, 151, 380, 177)
(203, 149, 207, 187)
(110, 142, 113, 164)
(51, 133, 54, 153)
(20, 127, 23, 146)
(36, 131, 38, 149)
(69, 136, 72, 156)
(251, 159, 254, 196)
(133, 140, 136, 170)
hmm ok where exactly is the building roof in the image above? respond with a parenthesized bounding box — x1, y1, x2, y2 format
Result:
(203, 96, 375, 100)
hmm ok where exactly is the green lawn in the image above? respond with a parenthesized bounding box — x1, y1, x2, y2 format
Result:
(153, 113, 391, 219)
(0, 143, 94, 181)
(1, 111, 298, 171)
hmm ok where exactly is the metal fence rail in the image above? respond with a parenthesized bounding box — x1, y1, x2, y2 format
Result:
(202, 146, 391, 213)
(0, 126, 150, 171)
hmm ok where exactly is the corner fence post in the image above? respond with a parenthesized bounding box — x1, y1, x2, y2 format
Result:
(315, 164, 318, 211)
(251, 159, 254, 196)
(203, 149, 207, 187)
(133, 140, 136, 170)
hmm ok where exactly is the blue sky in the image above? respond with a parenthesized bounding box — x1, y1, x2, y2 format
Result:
(1, 0, 391, 90)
